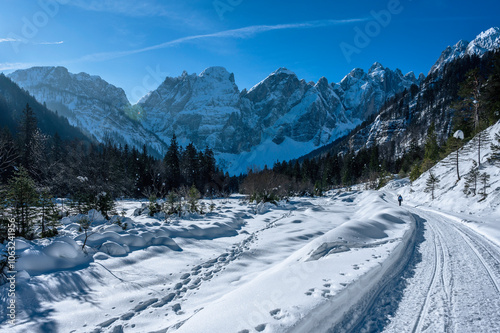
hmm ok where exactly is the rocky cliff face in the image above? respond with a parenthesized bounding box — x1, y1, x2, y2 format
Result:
(138, 66, 241, 150)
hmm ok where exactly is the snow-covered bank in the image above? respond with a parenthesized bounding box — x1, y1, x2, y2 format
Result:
(1, 190, 416, 333)
(384, 120, 500, 246)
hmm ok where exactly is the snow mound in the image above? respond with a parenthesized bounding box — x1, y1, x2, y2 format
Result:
(15, 239, 91, 275)
(42, 241, 80, 259)
(100, 241, 129, 256)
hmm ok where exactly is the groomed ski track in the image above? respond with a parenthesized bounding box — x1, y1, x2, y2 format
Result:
(342, 202, 500, 333)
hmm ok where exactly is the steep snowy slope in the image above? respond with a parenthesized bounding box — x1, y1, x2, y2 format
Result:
(8, 67, 167, 156)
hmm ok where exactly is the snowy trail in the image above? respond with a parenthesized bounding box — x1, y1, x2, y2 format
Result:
(370, 205, 500, 333)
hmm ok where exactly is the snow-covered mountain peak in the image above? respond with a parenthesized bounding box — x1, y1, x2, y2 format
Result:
(9, 66, 129, 107)
(466, 26, 500, 56)
(271, 67, 296, 77)
(404, 71, 416, 81)
(429, 27, 500, 75)
(247, 67, 300, 95)
(315, 76, 330, 89)
(199, 66, 235, 83)
(368, 62, 385, 74)
(345, 68, 366, 80)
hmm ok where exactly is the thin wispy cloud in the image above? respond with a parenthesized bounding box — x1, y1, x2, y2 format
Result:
(37, 41, 64, 45)
(0, 38, 20, 43)
(74, 19, 366, 63)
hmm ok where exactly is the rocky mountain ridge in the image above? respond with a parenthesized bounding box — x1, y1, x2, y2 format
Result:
(7, 27, 499, 174)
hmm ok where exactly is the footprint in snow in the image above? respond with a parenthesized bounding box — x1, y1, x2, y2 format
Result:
(111, 325, 124, 333)
(270, 308, 285, 320)
(98, 317, 118, 328)
(305, 288, 315, 296)
(255, 323, 267, 332)
(120, 312, 134, 320)
(133, 298, 158, 312)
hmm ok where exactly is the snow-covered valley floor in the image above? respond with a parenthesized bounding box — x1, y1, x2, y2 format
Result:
(3, 190, 417, 333)
(1, 185, 500, 332)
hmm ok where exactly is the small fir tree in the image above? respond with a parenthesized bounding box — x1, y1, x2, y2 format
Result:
(478, 172, 491, 199)
(188, 185, 200, 213)
(7, 167, 39, 238)
(424, 171, 439, 200)
(165, 191, 179, 215)
(463, 161, 480, 196)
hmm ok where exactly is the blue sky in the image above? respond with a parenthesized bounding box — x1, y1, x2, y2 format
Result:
(1, 0, 499, 103)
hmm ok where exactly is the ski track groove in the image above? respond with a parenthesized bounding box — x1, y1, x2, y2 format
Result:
(387, 206, 500, 333)
(451, 225, 500, 293)
(411, 221, 441, 333)
(429, 218, 454, 333)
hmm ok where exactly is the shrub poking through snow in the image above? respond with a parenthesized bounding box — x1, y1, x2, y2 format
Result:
(77, 210, 102, 252)
(164, 191, 180, 216)
(148, 195, 161, 217)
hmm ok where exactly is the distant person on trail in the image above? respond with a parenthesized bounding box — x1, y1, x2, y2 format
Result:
(398, 195, 403, 206)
